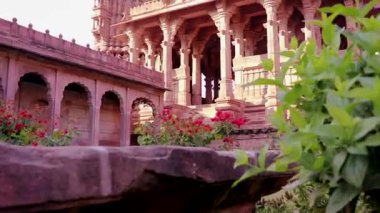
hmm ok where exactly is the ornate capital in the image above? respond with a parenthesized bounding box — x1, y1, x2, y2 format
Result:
(160, 15, 184, 42)
(209, 9, 233, 33)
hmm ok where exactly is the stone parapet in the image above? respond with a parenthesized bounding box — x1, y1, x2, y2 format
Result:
(0, 143, 292, 212)
(0, 18, 164, 89)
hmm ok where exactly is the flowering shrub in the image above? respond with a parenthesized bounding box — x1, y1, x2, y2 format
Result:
(135, 107, 246, 149)
(0, 102, 77, 147)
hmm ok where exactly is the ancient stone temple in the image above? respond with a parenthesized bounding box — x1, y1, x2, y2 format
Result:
(0, 0, 379, 148)
(91, 0, 380, 147)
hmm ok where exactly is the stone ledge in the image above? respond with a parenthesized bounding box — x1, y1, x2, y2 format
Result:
(0, 143, 292, 212)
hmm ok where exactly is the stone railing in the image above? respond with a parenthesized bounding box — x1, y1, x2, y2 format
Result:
(0, 18, 164, 88)
(129, 0, 166, 16)
(241, 67, 268, 104)
(233, 54, 268, 71)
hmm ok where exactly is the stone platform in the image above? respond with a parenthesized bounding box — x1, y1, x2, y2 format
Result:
(0, 143, 292, 213)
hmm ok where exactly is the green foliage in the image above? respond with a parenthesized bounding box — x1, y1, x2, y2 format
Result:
(256, 182, 329, 213)
(235, 1, 380, 212)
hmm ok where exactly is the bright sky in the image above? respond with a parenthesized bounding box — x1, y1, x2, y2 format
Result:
(0, 0, 94, 47)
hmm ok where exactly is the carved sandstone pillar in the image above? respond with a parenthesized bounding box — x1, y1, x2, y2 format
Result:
(344, 0, 357, 45)
(90, 83, 101, 146)
(205, 76, 213, 104)
(159, 15, 183, 105)
(177, 48, 191, 105)
(263, 0, 280, 113)
(126, 28, 142, 64)
(144, 37, 157, 70)
(5, 58, 19, 101)
(210, 8, 234, 100)
(231, 22, 246, 59)
(191, 51, 202, 105)
(303, 0, 321, 41)
(277, 11, 291, 50)
(176, 32, 196, 106)
(231, 18, 247, 100)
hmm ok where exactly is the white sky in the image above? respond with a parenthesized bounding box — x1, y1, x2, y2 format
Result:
(0, 0, 94, 47)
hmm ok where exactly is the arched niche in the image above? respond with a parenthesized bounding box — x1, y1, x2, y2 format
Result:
(60, 82, 91, 145)
(99, 91, 122, 146)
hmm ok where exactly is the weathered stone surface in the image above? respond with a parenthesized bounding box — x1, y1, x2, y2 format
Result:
(0, 143, 292, 213)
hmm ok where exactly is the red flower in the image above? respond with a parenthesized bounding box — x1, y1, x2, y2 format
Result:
(15, 123, 24, 131)
(5, 121, 12, 126)
(213, 110, 232, 122)
(36, 130, 46, 138)
(32, 141, 38, 147)
(232, 117, 246, 128)
(204, 124, 213, 132)
(211, 117, 220, 122)
(192, 118, 203, 126)
(223, 137, 234, 144)
(20, 111, 27, 117)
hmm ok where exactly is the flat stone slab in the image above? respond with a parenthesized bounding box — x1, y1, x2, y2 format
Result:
(0, 143, 292, 213)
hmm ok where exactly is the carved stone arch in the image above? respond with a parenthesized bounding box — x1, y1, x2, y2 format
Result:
(15, 72, 52, 117)
(99, 90, 123, 146)
(101, 90, 124, 112)
(60, 82, 93, 145)
(62, 81, 93, 106)
(18, 72, 52, 101)
(131, 97, 157, 117)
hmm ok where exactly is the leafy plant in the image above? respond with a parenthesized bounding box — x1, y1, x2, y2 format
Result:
(135, 107, 246, 149)
(235, 1, 380, 212)
(0, 101, 77, 147)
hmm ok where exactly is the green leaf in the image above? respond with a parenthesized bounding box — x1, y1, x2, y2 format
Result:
(290, 37, 298, 49)
(253, 78, 287, 90)
(345, 87, 374, 99)
(325, 104, 355, 127)
(353, 117, 380, 140)
(280, 50, 295, 58)
(332, 151, 347, 180)
(258, 145, 268, 169)
(361, 133, 380, 146)
(359, 0, 380, 17)
(261, 59, 273, 71)
(234, 150, 249, 168)
(275, 159, 288, 172)
(342, 155, 368, 188)
(326, 182, 360, 213)
(289, 108, 306, 129)
(232, 167, 264, 188)
(347, 145, 368, 155)
(312, 156, 325, 171)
